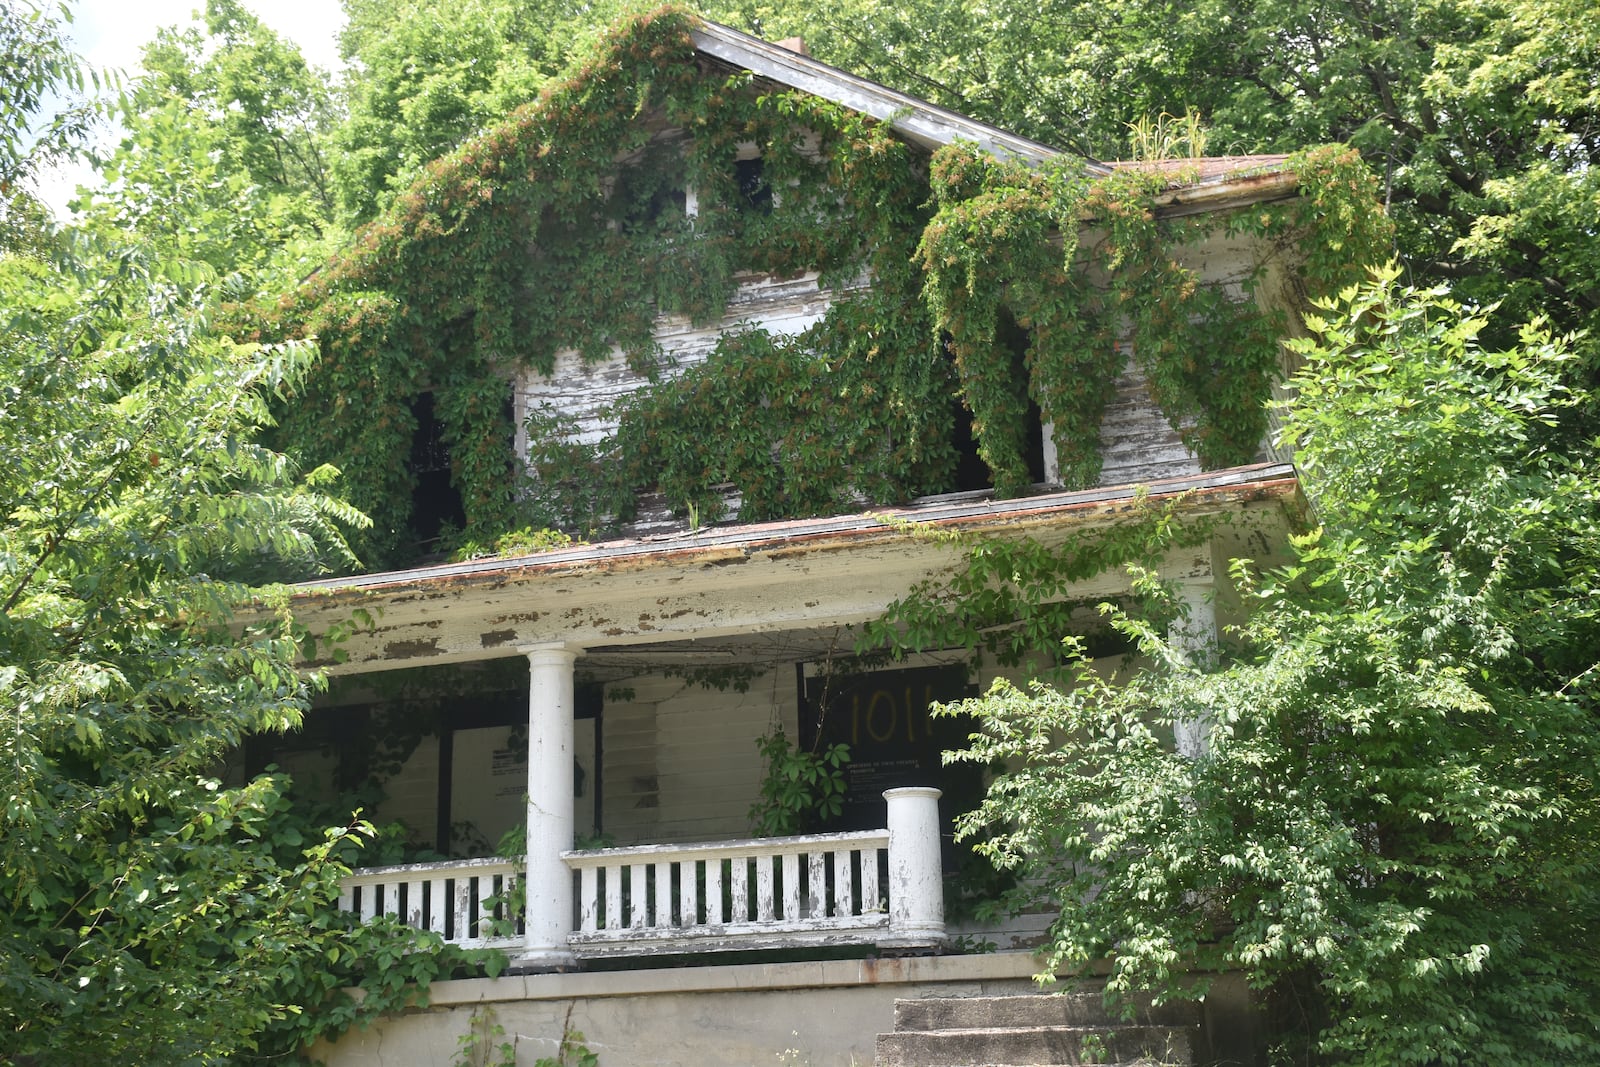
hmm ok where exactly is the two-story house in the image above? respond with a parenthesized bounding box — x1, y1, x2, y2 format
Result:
(255, 10, 1384, 1065)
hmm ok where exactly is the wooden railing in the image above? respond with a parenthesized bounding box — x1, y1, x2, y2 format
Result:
(562, 830, 889, 956)
(337, 787, 945, 960)
(337, 856, 523, 951)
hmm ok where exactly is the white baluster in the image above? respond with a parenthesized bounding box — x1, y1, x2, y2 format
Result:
(706, 858, 724, 924)
(755, 854, 775, 921)
(730, 856, 749, 923)
(678, 859, 699, 928)
(860, 845, 881, 914)
(652, 862, 670, 927)
(807, 851, 827, 918)
(579, 867, 598, 933)
(428, 877, 447, 935)
(780, 852, 800, 921)
(629, 863, 648, 928)
(833, 848, 854, 916)
(604, 864, 622, 933)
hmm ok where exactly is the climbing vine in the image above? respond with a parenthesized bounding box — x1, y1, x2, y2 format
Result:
(241, 7, 1390, 571)
(917, 144, 1388, 495)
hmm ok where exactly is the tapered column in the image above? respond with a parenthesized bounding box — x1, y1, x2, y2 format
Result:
(1170, 581, 1218, 758)
(883, 787, 944, 947)
(518, 643, 579, 968)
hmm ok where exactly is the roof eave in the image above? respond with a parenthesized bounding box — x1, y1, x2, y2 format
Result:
(689, 21, 1100, 173)
(291, 463, 1303, 608)
(1149, 170, 1302, 218)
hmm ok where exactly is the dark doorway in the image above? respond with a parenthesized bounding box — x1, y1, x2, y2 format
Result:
(799, 664, 983, 873)
(949, 310, 1047, 491)
(407, 392, 466, 550)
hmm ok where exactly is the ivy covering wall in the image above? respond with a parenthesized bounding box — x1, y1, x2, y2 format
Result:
(243, 6, 1392, 571)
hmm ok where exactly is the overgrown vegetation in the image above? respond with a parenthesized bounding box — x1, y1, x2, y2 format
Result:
(925, 271, 1600, 1064)
(0, 199, 483, 1063)
(15, 0, 1595, 1061)
(247, 7, 1386, 568)
(747, 731, 851, 836)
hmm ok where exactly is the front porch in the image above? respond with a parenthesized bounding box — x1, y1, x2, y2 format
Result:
(277, 468, 1295, 994)
(336, 788, 946, 962)
(272, 470, 1303, 1067)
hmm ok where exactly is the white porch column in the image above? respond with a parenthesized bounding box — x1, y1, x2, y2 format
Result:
(518, 643, 580, 969)
(883, 787, 944, 947)
(1170, 580, 1218, 758)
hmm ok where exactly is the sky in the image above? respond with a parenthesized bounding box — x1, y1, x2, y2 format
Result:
(36, 0, 347, 215)
(64, 0, 345, 73)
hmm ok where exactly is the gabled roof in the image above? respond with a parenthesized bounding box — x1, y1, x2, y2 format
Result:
(691, 21, 1298, 212)
(689, 21, 1090, 171)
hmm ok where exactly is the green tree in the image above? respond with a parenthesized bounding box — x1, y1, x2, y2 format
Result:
(0, 11, 436, 1058)
(75, 0, 338, 287)
(0, 225, 378, 1061)
(0, 0, 101, 253)
(737, 0, 1600, 372)
(941, 271, 1600, 1063)
(331, 0, 634, 223)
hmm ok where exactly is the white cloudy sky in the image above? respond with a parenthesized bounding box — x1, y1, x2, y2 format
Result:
(65, 0, 345, 72)
(37, 0, 346, 214)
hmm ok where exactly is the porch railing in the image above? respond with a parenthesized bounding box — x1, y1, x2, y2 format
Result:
(562, 829, 889, 955)
(335, 787, 945, 960)
(337, 856, 523, 951)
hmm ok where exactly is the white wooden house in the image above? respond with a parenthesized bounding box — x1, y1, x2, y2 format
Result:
(269, 16, 1349, 1066)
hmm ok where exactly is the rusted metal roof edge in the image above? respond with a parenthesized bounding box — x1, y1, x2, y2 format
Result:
(1148, 170, 1302, 218)
(291, 463, 1301, 605)
(692, 22, 1302, 216)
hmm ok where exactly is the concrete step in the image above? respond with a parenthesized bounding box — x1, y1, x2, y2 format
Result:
(893, 993, 1200, 1033)
(874, 1023, 1193, 1067)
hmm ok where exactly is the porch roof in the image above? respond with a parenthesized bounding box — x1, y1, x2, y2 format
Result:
(288, 462, 1302, 675)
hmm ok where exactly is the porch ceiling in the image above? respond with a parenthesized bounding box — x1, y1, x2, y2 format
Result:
(286, 463, 1303, 676)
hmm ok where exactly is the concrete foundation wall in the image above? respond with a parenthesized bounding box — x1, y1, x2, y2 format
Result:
(310, 953, 1262, 1067)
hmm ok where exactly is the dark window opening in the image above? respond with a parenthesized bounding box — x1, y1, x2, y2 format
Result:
(735, 156, 773, 215)
(620, 175, 687, 234)
(949, 391, 992, 492)
(949, 312, 1047, 491)
(408, 392, 466, 549)
(248, 677, 605, 859)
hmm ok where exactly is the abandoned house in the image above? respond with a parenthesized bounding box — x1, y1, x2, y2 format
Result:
(250, 9, 1386, 1065)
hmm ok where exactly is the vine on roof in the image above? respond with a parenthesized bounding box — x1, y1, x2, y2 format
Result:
(243, 6, 1391, 571)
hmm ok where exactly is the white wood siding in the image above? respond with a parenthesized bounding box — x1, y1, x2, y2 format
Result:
(514, 271, 843, 453)
(511, 226, 1289, 527)
(600, 667, 797, 846)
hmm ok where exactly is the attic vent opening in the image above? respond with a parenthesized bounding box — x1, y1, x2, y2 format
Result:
(408, 392, 466, 550)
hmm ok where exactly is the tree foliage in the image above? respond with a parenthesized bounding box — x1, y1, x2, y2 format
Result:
(0, 0, 102, 252)
(944, 271, 1600, 1064)
(0, 224, 362, 1059)
(331, 0, 640, 224)
(74, 0, 337, 290)
(737, 0, 1600, 375)
(0, 12, 495, 1060)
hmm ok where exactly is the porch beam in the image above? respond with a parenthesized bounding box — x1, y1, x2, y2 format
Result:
(518, 642, 582, 969)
